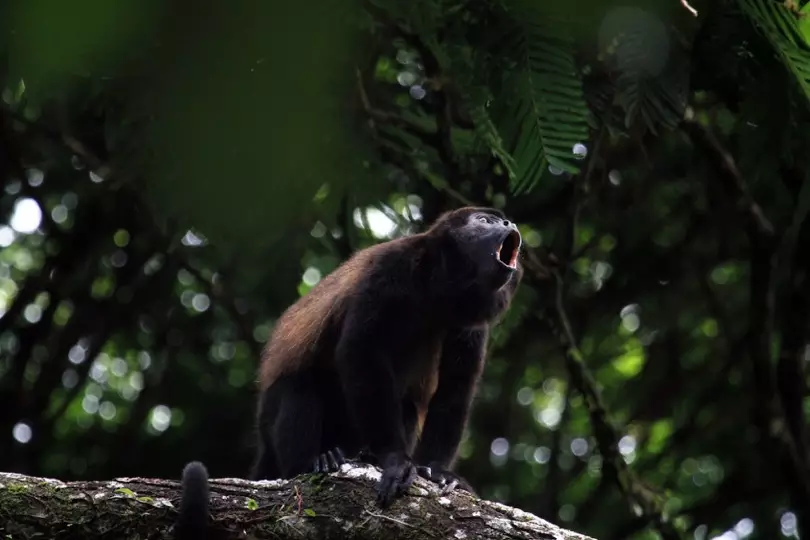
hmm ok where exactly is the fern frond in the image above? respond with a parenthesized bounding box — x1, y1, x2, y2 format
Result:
(463, 88, 519, 181)
(439, 39, 519, 182)
(616, 72, 685, 134)
(582, 71, 627, 137)
(738, 0, 810, 104)
(496, 3, 591, 194)
(599, 6, 688, 135)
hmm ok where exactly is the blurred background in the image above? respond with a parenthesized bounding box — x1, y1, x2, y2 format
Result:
(2, 0, 810, 538)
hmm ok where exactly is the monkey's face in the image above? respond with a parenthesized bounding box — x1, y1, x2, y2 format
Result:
(448, 210, 522, 290)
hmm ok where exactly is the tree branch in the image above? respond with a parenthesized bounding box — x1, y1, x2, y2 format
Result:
(538, 274, 681, 540)
(0, 465, 594, 540)
(526, 155, 682, 539)
(776, 165, 810, 465)
(683, 114, 810, 534)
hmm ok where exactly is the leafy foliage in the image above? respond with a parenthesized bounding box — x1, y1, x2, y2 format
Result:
(5, 1, 810, 540)
(739, 0, 810, 103)
(492, 2, 591, 193)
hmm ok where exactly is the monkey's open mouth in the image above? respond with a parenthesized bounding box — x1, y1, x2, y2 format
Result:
(496, 230, 521, 269)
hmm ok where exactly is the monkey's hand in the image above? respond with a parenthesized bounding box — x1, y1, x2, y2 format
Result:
(416, 462, 475, 495)
(312, 447, 347, 474)
(375, 451, 417, 508)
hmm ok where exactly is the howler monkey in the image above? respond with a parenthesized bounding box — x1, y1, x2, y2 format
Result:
(174, 461, 210, 540)
(251, 206, 523, 507)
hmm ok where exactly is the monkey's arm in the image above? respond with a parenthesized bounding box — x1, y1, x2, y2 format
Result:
(335, 304, 416, 507)
(414, 327, 487, 487)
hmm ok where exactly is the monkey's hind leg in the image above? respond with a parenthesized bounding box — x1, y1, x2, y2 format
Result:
(269, 372, 325, 478)
(250, 436, 279, 481)
(251, 387, 282, 480)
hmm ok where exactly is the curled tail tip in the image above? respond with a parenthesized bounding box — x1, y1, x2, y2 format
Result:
(182, 461, 209, 492)
(175, 461, 210, 540)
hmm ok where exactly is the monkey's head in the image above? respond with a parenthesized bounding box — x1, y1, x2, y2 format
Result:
(428, 206, 522, 291)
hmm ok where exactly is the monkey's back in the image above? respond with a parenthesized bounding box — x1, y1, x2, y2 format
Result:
(258, 236, 419, 390)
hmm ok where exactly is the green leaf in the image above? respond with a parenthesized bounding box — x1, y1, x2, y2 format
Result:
(800, 2, 810, 44)
(246, 498, 259, 511)
(612, 338, 646, 378)
(303, 508, 317, 517)
(739, 0, 810, 105)
(646, 419, 674, 454)
(699, 318, 719, 338)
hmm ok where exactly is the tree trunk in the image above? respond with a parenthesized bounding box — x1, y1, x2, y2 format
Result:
(0, 463, 595, 539)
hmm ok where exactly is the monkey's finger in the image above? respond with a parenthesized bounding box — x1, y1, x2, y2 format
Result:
(335, 447, 346, 464)
(312, 458, 322, 473)
(319, 453, 329, 472)
(416, 465, 432, 480)
(397, 465, 417, 495)
(376, 478, 397, 508)
(440, 479, 459, 495)
(326, 450, 339, 471)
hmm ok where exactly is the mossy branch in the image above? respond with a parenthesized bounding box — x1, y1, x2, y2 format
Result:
(0, 464, 594, 540)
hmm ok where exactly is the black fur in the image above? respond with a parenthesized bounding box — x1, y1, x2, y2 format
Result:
(175, 461, 209, 540)
(252, 206, 523, 507)
(412, 327, 487, 492)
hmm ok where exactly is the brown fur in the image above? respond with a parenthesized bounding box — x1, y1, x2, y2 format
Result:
(258, 234, 435, 392)
(259, 241, 385, 390)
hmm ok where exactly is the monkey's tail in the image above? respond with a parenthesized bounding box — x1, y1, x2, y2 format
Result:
(175, 461, 210, 540)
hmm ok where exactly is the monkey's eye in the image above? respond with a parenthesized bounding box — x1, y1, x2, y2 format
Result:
(477, 216, 489, 223)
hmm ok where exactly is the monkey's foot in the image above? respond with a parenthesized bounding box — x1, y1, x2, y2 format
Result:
(375, 451, 417, 508)
(312, 447, 347, 473)
(416, 463, 475, 495)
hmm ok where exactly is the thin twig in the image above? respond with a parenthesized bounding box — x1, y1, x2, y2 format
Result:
(543, 380, 572, 518)
(181, 261, 261, 359)
(680, 0, 698, 17)
(358, 5, 466, 189)
(294, 484, 303, 516)
(681, 116, 774, 237)
(7, 108, 113, 181)
(355, 67, 438, 148)
(363, 509, 438, 538)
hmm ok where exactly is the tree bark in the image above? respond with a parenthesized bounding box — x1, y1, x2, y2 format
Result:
(0, 463, 595, 539)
